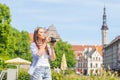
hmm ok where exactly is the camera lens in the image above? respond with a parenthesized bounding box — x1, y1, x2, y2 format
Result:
(50, 37, 56, 43)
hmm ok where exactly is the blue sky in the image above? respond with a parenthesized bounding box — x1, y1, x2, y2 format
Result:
(0, 0, 120, 45)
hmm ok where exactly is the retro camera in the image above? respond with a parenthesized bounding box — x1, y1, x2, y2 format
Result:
(50, 37, 56, 43)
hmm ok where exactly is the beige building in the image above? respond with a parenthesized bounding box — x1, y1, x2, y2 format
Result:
(46, 24, 61, 41)
(72, 45, 103, 75)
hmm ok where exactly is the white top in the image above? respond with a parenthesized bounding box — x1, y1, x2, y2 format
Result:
(36, 50, 50, 67)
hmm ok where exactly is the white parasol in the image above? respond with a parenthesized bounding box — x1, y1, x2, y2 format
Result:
(61, 54, 67, 71)
(5, 57, 31, 64)
(5, 57, 31, 79)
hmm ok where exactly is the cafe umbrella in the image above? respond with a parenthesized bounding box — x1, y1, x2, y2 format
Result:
(61, 54, 67, 74)
(5, 57, 31, 79)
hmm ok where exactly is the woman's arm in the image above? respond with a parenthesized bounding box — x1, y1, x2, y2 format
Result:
(50, 43, 56, 61)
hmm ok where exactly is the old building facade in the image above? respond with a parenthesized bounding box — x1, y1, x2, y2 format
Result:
(46, 24, 60, 41)
(72, 45, 103, 75)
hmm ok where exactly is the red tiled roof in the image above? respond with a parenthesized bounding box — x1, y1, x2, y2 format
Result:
(72, 45, 103, 56)
(96, 45, 103, 56)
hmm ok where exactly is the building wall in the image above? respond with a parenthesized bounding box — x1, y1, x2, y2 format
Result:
(87, 50, 103, 75)
(103, 38, 120, 70)
(75, 48, 103, 75)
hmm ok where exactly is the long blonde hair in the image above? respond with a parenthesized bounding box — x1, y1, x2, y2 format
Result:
(33, 27, 49, 55)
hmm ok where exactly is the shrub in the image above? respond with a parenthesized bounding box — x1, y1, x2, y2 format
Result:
(52, 70, 64, 80)
(65, 69, 75, 75)
(51, 69, 120, 80)
(18, 69, 30, 80)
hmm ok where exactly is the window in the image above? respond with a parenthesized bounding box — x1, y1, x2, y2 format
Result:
(96, 57, 98, 61)
(96, 63, 98, 68)
(90, 63, 92, 68)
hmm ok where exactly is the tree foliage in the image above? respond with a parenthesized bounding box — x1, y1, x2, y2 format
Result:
(0, 4, 31, 61)
(9, 28, 31, 60)
(50, 40, 76, 68)
(0, 3, 11, 55)
(16, 30, 31, 60)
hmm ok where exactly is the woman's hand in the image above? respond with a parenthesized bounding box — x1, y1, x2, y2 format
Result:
(50, 42, 56, 48)
(44, 37, 51, 43)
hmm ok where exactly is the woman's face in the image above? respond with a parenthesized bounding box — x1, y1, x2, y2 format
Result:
(37, 28, 46, 40)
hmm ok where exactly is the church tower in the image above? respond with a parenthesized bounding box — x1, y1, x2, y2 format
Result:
(101, 6, 108, 47)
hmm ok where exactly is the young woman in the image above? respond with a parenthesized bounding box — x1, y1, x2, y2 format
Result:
(28, 27, 56, 80)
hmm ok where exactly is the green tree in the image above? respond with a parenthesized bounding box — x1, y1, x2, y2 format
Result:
(19, 31, 31, 60)
(7, 27, 19, 57)
(50, 40, 76, 68)
(10, 28, 31, 60)
(0, 3, 31, 65)
(0, 3, 12, 55)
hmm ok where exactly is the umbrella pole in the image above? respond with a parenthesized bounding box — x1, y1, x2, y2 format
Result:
(17, 65, 18, 80)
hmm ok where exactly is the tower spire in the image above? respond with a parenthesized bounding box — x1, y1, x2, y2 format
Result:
(101, 6, 108, 47)
(101, 6, 108, 30)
